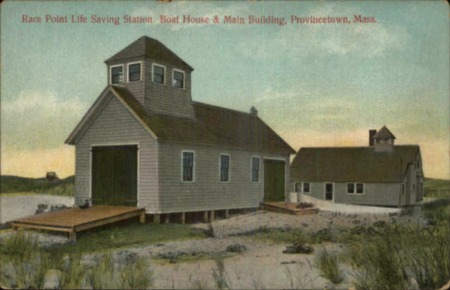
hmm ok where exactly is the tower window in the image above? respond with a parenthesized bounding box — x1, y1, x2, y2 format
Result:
(128, 62, 141, 82)
(153, 64, 165, 84)
(173, 70, 185, 89)
(110, 65, 123, 84)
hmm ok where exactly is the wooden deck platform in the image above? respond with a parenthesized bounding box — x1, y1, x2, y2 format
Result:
(11, 205, 145, 241)
(261, 202, 319, 215)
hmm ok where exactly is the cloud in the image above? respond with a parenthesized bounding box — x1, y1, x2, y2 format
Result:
(1, 90, 89, 150)
(253, 84, 364, 135)
(239, 5, 410, 60)
(307, 99, 357, 110)
(254, 86, 299, 103)
(3, 90, 87, 115)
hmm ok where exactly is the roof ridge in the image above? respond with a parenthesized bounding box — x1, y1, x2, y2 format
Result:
(299, 144, 419, 150)
(300, 146, 373, 149)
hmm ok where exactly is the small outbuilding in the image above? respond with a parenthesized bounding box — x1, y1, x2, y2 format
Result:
(65, 36, 295, 221)
(290, 126, 424, 207)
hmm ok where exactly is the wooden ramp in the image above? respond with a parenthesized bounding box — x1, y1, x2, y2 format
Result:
(261, 202, 319, 215)
(11, 205, 145, 241)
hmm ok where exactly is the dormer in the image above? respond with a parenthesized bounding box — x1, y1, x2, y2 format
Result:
(371, 126, 396, 152)
(105, 36, 195, 119)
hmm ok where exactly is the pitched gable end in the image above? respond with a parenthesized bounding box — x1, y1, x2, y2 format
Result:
(65, 86, 157, 145)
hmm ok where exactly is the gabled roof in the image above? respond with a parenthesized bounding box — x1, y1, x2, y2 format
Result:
(66, 86, 295, 155)
(105, 36, 193, 70)
(373, 126, 396, 140)
(290, 145, 420, 183)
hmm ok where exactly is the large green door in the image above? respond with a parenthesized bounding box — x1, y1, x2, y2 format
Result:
(91, 145, 138, 206)
(114, 146, 138, 206)
(263, 160, 285, 202)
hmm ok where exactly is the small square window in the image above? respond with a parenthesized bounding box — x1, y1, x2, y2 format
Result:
(347, 183, 355, 194)
(111, 66, 123, 84)
(128, 63, 141, 82)
(356, 183, 364, 194)
(153, 65, 165, 84)
(173, 70, 184, 89)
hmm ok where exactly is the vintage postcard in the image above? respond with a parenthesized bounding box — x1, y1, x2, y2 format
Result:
(1, 1, 449, 289)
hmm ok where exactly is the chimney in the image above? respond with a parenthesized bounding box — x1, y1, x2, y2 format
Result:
(250, 106, 258, 116)
(369, 129, 377, 146)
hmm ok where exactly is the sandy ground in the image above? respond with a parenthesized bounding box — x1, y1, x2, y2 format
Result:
(109, 209, 418, 289)
(74, 209, 417, 289)
(148, 210, 417, 289)
(148, 238, 342, 289)
(0, 194, 74, 224)
(0, 194, 425, 289)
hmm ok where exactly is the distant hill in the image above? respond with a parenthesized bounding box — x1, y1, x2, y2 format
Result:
(423, 178, 450, 197)
(0, 175, 74, 196)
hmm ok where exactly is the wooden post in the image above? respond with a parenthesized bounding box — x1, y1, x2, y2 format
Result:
(210, 210, 215, 222)
(69, 231, 77, 241)
(139, 212, 146, 224)
(181, 212, 186, 224)
(154, 214, 160, 224)
(203, 211, 208, 223)
(165, 214, 170, 224)
(224, 209, 229, 219)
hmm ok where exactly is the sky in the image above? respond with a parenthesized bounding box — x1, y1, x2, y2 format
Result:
(1, 1, 449, 179)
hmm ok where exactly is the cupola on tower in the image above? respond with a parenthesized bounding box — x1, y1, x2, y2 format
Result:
(104, 36, 195, 119)
(370, 125, 396, 152)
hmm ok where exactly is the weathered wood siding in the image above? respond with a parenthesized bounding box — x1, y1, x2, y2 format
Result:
(158, 141, 290, 213)
(74, 93, 159, 212)
(298, 182, 402, 207)
(143, 59, 194, 118)
(334, 183, 401, 206)
(401, 153, 424, 206)
(107, 59, 146, 105)
(106, 58, 193, 119)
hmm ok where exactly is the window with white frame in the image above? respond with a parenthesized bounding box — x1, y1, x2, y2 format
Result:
(347, 183, 364, 194)
(173, 70, 185, 89)
(128, 62, 141, 82)
(251, 157, 260, 182)
(347, 183, 355, 194)
(182, 151, 194, 182)
(356, 183, 364, 194)
(153, 64, 165, 84)
(110, 65, 123, 84)
(220, 154, 230, 182)
(302, 182, 310, 194)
